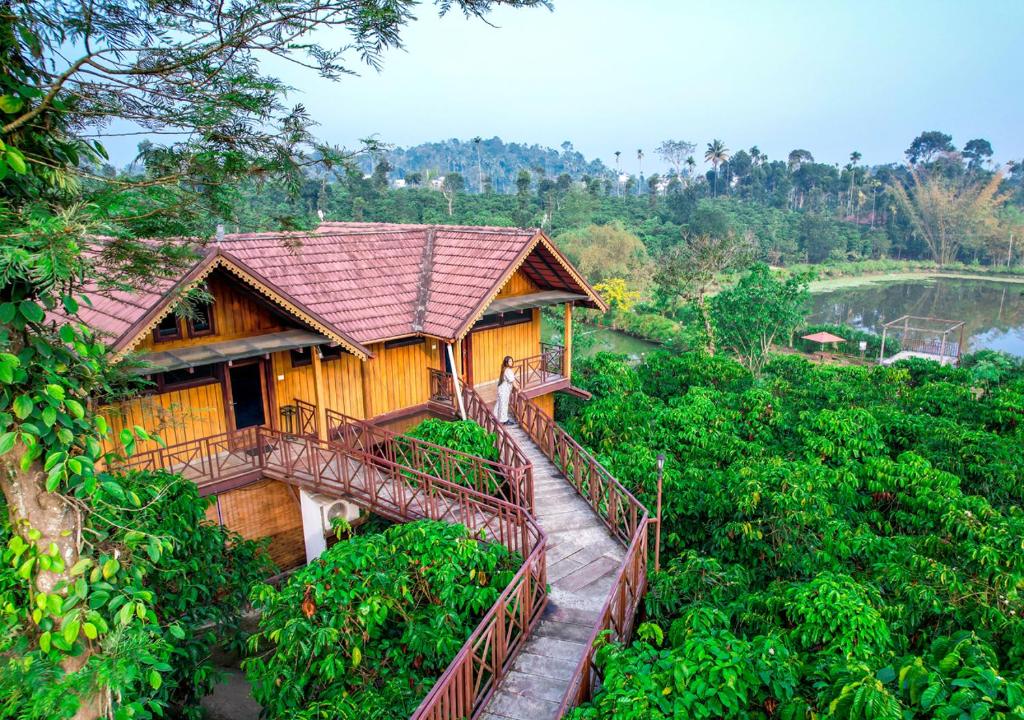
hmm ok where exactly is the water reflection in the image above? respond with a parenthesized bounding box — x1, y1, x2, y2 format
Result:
(809, 278, 1024, 357)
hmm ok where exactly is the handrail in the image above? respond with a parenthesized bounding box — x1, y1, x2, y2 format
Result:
(511, 343, 566, 389)
(461, 385, 535, 512)
(326, 407, 534, 515)
(508, 389, 650, 715)
(292, 398, 319, 437)
(117, 424, 547, 720)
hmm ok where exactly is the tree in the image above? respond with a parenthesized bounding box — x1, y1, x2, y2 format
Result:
(787, 149, 815, 171)
(654, 232, 756, 355)
(889, 168, 1007, 265)
(556, 222, 653, 288)
(637, 149, 645, 196)
(0, 1, 547, 717)
(963, 138, 994, 171)
(441, 172, 465, 215)
(704, 140, 730, 197)
(710, 263, 810, 375)
(472, 136, 484, 193)
(905, 131, 955, 165)
(656, 140, 697, 179)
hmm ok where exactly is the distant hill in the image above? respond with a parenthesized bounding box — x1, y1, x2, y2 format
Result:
(360, 137, 612, 193)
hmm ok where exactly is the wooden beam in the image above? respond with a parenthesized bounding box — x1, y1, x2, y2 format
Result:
(311, 348, 328, 441)
(563, 302, 573, 379)
(360, 357, 373, 420)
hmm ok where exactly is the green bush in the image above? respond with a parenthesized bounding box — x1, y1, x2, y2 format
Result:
(561, 351, 1024, 718)
(243, 520, 518, 719)
(0, 471, 274, 719)
(404, 418, 498, 462)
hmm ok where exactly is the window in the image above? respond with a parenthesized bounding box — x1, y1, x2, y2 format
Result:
(384, 336, 425, 350)
(153, 314, 182, 342)
(188, 302, 215, 337)
(290, 348, 312, 368)
(289, 345, 344, 368)
(156, 364, 218, 391)
(473, 309, 532, 331)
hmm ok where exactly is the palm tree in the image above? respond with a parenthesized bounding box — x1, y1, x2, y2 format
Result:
(704, 139, 730, 197)
(685, 156, 696, 181)
(614, 150, 622, 197)
(472, 136, 484, 194)
(636, 149, 644, 196)
(750, 146, 762, 166)
(847, 150, 862, 217)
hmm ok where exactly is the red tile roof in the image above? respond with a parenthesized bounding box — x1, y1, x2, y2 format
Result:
(77, 222, 605, 354)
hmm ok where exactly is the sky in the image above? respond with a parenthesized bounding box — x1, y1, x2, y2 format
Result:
(105, 0, 1024, 174)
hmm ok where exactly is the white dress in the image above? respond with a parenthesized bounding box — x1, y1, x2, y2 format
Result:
(494, 367, 516, 423)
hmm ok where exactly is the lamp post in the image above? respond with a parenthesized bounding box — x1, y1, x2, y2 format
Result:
(655, 453, 665, 572)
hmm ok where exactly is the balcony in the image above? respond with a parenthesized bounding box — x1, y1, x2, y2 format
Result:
(469, 342, 568, 404)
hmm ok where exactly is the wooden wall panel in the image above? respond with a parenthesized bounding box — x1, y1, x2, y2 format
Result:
(101, 382, 227, 454)
(364, 340, 436, 417)
(471, 309, 541, 385)
(206, 480, 305, 570)
(495, 269, 539, 299)
(137, 272, 287, 353)
(533, 392, 555, 418)
(271, 350, 365, 421)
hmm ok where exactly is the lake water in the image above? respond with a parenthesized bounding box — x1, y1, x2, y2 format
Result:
(542, 320, 661, 361)
(808, 276, 1024, 357)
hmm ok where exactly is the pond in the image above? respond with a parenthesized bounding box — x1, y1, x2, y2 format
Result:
(542, 319, 661, 361)
(808, 275, 1024, 357)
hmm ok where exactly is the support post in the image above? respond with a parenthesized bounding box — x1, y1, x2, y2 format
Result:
(563, 302, 573, 379)
(359, 357, 373, 419)
(655, 454, 665, 572)
(311, 347, 328, 441)
(878, 326, 888, 364)
(446, 343, 467, 420)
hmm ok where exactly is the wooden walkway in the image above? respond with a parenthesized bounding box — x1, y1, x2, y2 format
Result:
(481, 425, 625, 720)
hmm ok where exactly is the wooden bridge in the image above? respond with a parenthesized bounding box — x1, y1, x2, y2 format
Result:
(118, 386, 649, 719)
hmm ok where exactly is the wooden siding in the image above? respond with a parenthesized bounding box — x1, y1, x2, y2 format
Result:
(495, 269, 540, 299)
(101, 382, 227, 454)
(271, 350, 365, 420)
(204, 480, 305, 570)
(532, 391, 555, 417)
(471, 309, 541, 385)
(137, 272, 287, 353)
(363, 339, 442, 417)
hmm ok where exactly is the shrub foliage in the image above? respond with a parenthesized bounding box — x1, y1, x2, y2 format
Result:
(244, 520, 519, 719)
(564, 351, 1024, 719)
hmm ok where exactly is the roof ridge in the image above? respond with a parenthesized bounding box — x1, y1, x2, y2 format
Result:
(410, 227, 437, 333)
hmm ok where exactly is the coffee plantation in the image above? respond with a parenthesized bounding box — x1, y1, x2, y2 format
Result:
(562, 351, 1024, 719)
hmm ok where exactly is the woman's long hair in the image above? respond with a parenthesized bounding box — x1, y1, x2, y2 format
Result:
(498, 355, 513, 385)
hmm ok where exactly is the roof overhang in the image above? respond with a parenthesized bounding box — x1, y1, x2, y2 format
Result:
(133, 329, 335, 373)
(453, 231, 608, 341)
(112, 250, 371, 361)
(485, 291, 590, 315)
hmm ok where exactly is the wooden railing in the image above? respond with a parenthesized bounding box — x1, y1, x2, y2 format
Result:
(509, 389, 650, 714)
(429, 368, 455, 405)
(461, 385, 534, 510)
(118, 424, 547, 720)
(326, 407, 534, 514)
(512, 342, 566, 389)
(292, 398, 319, 437)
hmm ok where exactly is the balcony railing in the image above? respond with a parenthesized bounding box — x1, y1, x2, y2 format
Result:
(429, 368, 455, 405)
(511, 342, 566, 389)
(326, 406, 534, 514)
(509, 389, 650, 714)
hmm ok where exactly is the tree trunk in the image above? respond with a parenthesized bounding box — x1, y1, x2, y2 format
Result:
(1, 446, 101, 719)
(697, 294, 715, 356)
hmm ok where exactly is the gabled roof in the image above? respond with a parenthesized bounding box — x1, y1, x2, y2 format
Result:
(79, 222, 605, 356)
(78, 250, 371, 360)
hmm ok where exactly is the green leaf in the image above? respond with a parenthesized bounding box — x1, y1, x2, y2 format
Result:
(0, 432, 16, 455)
(5, 148, 27, 174)
(149, 669, 162, 690)
(82, 622, 98, 640)
(12, 395, 33, 420)
(19, 300, 44, 323)
(0, 95, 23, 113)
(70, 559, 92, 576)
(61, 296, 79, 314)
(63, 618, 81, 645)
(102, 558, 119, 579)
(168, 624, 186, 640)
(45, 384, 65, 401)
(39, 631, 51, 653)
(65, 399, 85, 419)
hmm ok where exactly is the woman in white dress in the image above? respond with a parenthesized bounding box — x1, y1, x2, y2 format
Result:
(494, 355, 519, 425)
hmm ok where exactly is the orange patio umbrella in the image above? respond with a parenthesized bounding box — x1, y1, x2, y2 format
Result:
(801, 331, 846, 353)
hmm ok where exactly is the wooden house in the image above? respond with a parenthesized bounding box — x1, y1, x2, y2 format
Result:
(79, 223, 606, 568)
